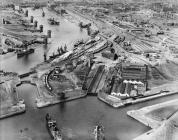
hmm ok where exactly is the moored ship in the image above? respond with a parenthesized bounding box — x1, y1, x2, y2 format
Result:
(93, 125, 105, 140)
(17, 48, 34, 58)
(46, 113, 62, 140)
(49, 45, 68, 60)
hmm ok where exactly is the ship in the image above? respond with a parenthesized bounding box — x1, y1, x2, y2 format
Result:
(49, 53, 61, 59)
(17, 48, 34, 58)
(48, 18, 60, 25)
(46, 113, 62, 140)
(93, 125, 105, 140)
(49, 46, 67, 60)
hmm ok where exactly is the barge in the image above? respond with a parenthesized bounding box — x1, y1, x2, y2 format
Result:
(93, 125, 105, 140)
(46, 113, 62, 140)
(17, 48, 34, 58)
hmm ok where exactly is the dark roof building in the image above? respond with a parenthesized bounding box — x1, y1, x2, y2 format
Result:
(121, 63, 147, 80)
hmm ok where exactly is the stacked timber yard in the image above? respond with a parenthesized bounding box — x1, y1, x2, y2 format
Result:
(1, 0, 178, 140)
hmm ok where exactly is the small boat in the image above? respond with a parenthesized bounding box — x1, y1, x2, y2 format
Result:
(93, 125, 105, 140)
(48, 18, 60, 25)
(46, 113, 62, 140)
(17, 48, 34, 58)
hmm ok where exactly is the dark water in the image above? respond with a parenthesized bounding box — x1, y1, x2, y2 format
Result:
(1, 7, 178, 140)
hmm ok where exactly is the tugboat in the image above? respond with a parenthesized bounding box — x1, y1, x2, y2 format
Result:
(48, 18, 60, 25)
(93, 125, 105, 140)
(46, 113, 62, 140)
(17, 48, 34, 58)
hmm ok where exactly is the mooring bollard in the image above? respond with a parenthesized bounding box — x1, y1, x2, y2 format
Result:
(47, 30, 51, 38)
(39, 25, 43, 32)
(34, 20, 38, 28)
(30, 16, 34, 23)
(25, 10, 28, 17)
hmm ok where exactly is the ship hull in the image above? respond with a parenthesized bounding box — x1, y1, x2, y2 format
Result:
(94, 125, 105, 140)
(46, 114, 62, 140)
(17, 48, 34, 58)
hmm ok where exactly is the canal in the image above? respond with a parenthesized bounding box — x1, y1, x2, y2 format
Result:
(1, 7, 178, 140)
